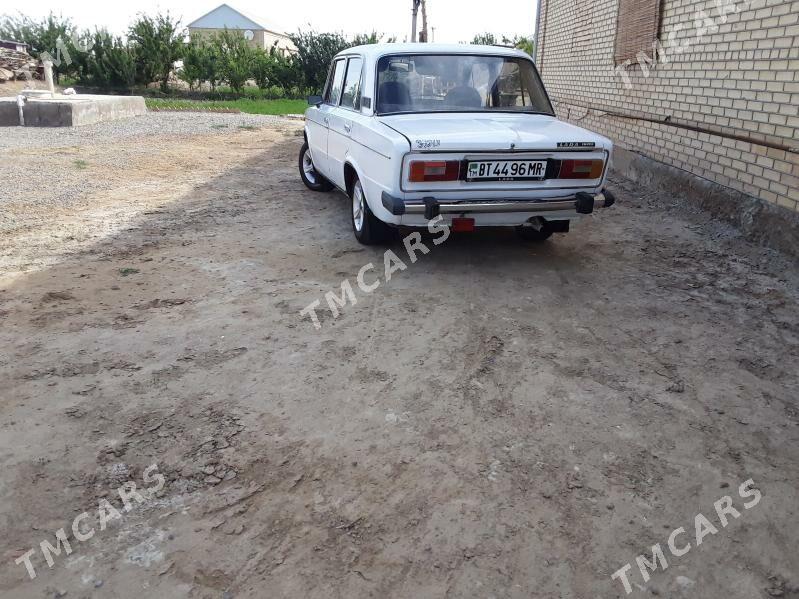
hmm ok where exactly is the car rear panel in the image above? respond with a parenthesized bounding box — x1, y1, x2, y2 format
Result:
(399, 149, 609, 194)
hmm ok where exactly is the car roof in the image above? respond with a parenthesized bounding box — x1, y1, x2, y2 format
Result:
(336, 43, 530, 61)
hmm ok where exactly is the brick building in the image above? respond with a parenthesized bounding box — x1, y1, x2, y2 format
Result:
(188, 4, 296, 54)
(535, 0, 799, 216)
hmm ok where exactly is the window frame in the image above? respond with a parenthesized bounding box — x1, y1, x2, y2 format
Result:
(372, 52, 556, 117)
(339, 56, 365, 112)
(613, 0, 662, 65)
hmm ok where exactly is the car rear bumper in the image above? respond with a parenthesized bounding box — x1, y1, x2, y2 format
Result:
(382, 190, 615, 220)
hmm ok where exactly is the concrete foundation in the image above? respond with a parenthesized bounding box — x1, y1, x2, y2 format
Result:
(612, 146, 799, 261)
(0, 94, 146, 127)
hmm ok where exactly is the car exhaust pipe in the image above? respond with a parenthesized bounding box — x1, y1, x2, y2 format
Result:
(575, 189, 616, 214)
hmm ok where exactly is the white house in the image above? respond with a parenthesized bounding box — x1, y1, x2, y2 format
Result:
(187, 4, 296, 53)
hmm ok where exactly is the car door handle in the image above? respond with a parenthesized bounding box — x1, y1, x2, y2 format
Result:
(343, 122, 352, 135)
(323, 117, 329, 125)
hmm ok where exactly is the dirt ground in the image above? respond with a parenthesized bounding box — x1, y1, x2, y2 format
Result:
(1, 118, 798, 599)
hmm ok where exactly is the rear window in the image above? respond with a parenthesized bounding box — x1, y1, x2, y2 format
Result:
(376, 54, 554, 115)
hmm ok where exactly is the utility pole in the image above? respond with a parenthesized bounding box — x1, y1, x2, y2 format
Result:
(419, 0, 429, 42)
(411, 0, 422, 42)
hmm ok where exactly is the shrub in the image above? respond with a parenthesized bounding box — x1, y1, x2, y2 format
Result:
(264, 85, 286, 99)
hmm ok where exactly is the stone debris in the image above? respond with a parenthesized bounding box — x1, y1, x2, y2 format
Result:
(0, 48, 40, 81)
(666, 380, 685, 393)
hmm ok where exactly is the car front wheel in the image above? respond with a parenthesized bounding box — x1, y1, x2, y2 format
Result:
(299, 141, 333, 192)
(351, 176, 392, 245)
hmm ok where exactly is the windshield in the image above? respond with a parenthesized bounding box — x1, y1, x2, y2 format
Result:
(376, 53, 554, 115)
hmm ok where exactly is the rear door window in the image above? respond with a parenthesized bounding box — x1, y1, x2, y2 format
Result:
(340, 57, 363, 110)
(325, 59, 346, 105)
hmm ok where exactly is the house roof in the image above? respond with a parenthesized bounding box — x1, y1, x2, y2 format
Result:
(187, 3, 290, 37)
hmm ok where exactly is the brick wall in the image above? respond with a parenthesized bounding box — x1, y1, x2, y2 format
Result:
(536, 0, 799, 212)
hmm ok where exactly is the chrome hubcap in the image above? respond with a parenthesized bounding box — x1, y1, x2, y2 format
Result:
(302, 149, 317, 184)
(352, 183, 365, 232)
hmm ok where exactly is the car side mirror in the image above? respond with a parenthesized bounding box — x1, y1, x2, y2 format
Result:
(307, 95, 323, 106)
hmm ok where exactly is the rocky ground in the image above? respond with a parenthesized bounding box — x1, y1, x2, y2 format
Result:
(0, 113, 797, 599)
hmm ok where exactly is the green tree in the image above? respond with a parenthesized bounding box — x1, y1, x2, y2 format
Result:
(288, 29, 350, 93)
(213, 29, 257, 93)
(351, 31, 396, 46)
(470, 32, 498, 45)
(505, 35, 535, 56)
(128, 12, 184, 92)
(268, 46, 301, 90)
(180, 38, 221, 90)
(70, 29, 136, 90)
(252, 43, 301, 91)
(0, 12, 76, 82)
(251, 48, 278, 90)
(469, 32, 535, 56)
(66, 29, 94, 84)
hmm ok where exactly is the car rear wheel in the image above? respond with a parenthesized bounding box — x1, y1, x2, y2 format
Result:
(299, 141, 333, 192)
(351, 177, 392, 245)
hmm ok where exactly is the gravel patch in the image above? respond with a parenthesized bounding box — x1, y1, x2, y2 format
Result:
(0, 111, 297, 149)
(0, 111, 301, 235)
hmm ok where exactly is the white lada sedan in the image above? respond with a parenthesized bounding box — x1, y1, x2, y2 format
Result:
(299, 43, 615, 244)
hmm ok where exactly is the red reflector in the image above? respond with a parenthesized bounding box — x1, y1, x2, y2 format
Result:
(559, 159, 604, 179)
(451, 217, 475, 232)
(409, 160, 460, 182)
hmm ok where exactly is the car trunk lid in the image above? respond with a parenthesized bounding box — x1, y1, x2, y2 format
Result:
(379, 112, 605, 152)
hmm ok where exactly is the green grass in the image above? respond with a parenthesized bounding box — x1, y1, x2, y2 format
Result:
(145, 98, 306, 115)
(74, 159, 88, 170)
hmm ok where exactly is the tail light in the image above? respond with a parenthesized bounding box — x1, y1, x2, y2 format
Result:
(408, 160, 460, 182)
(558, 159, 604, 179)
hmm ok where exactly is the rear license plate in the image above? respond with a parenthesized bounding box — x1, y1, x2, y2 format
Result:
(466, 160, 547, 182)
